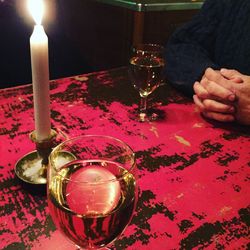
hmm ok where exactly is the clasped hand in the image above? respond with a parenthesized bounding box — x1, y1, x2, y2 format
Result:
(193, 67, 250, 125)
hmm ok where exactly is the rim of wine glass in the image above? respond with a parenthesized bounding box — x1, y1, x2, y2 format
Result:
(49, 134, 136, 184)
(133, 43, 165, 53)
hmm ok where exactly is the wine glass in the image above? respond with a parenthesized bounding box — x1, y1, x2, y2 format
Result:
(48, 135, 137, 249)
(129, 43, 165, 122)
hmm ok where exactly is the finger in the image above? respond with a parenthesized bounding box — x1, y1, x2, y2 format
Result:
(204, 68, 223, 83)
(231, 77, 243, 83)
(202, 99, 235, 113)
(200, 78, 235, 102)
(202, 111, 235, 122)
(193, 81, 210, 99)
(220, 68, 241, 78)
(220, 68, 243, 83)
(193, 94, 205, 111)
(205, 68, 236, 92)
(201, 74, 206, 80)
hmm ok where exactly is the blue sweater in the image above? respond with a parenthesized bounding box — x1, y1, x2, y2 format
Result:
(165, 0, 250, 96)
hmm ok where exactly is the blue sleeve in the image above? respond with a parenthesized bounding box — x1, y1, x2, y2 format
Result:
(164, 0, 224, 96)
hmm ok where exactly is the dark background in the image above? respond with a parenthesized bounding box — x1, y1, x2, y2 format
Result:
(0, 0, 198, 88)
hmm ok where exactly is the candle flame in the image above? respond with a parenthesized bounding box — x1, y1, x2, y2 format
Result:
(28, 0, 45, 25)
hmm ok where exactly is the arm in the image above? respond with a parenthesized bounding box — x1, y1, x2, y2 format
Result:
(164, 0, 224, 96)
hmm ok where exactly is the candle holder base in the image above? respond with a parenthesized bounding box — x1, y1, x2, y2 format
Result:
(15, 150, 48, 184)
(15, 129, 59, 185)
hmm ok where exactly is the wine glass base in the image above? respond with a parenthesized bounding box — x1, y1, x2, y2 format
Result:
(129, 108, 165, 122)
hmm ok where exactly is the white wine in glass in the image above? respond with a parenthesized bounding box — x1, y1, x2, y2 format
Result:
(48, 135, 137, 249)
(129, 44, 165, 122)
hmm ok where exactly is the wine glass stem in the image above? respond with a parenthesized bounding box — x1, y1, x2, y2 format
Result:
(139, 96, 147, 114)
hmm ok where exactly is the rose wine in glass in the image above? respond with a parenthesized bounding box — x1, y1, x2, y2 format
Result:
(48, 135, 137, 249)
(129, 44, 165, 122)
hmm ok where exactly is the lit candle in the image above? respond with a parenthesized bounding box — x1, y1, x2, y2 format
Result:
(28, 0, 51, 141)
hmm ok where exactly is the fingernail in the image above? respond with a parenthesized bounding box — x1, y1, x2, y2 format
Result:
(228, 94, 235, 101)
(229, 106, 235, 112)
(233, 77, 243, 83)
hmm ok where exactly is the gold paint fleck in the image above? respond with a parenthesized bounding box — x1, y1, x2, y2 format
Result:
(193, 123, 204, 128)
(175, 135, 191, 147)
(177, 193, 184, 199)
(18, 97, 25, 102)
(194, 183, 205, 190)
(219, 206, 232, 216)
(75, 76, 88, 81)
(150, 125, 159, 138)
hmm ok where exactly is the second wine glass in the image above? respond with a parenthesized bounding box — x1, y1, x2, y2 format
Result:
(129, 43, 165, 122)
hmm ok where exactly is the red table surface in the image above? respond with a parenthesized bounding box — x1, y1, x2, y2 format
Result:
(0, 67, 249, 250)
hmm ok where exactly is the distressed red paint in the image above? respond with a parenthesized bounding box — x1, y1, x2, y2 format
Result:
(0, 67, 249, 250)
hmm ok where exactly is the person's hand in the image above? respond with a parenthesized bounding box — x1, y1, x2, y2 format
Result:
(193, 68, 238, 122)
(220, 68, 250, 125)
(193, 67, 250, 125)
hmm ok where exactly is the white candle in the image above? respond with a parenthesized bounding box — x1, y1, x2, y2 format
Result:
(28, 0, 51, 141)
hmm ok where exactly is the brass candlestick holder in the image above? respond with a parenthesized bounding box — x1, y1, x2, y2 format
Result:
(15, 129, 57, 185)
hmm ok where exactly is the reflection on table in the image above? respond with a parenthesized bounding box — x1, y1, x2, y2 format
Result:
(0, 67, 249, 249)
